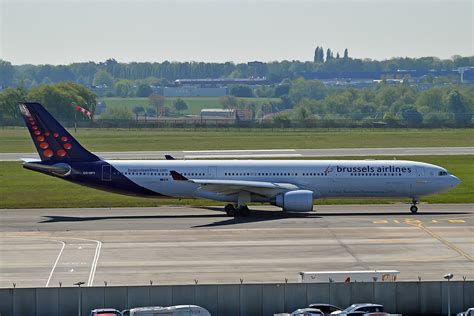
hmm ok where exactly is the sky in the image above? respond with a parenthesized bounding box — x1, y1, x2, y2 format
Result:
(0, 0, 472, 65)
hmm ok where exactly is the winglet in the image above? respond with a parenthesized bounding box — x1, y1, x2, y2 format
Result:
(170, 170, 188, 181)
(165, 155, 176, 160)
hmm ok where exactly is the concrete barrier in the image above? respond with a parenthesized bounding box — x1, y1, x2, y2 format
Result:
(0, 281, 472, 316)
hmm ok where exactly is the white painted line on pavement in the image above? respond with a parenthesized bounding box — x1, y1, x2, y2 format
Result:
(46, 240, 66, 287)
(87, 240, 102, 286)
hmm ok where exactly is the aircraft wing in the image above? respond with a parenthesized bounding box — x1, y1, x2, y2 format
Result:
(170, 170, 299, 196)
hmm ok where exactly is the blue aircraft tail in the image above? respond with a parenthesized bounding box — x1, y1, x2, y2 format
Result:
(19, 102, 100, 162)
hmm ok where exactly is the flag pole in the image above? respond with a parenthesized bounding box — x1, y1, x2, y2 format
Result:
(74, 109, 77, 134)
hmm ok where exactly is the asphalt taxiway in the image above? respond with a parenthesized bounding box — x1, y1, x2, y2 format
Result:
(1, 147, 473, 161)
(0, 204, 472, 288)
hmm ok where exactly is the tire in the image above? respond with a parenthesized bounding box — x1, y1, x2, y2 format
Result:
(410, 205, 418, 213)
(225, 204, 236, 217)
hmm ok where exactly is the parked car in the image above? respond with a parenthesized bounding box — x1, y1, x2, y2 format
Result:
(90, 308, 122, 316)
(308, 303, 342, 315)
(291, 308, 325, 316)
(126, 305, 210, 316)
(331, 304, 384, 315)
(457, 308, 474, 316)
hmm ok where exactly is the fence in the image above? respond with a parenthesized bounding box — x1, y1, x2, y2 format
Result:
(2, 115, 473, 129)
(0, 281, 472, 316)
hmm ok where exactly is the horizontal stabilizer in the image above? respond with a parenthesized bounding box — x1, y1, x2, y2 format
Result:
(23, 162, 72, 177)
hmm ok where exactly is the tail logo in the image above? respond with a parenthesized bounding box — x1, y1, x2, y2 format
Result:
(19, 104, 32, 118)
(19, 102, 100, 162)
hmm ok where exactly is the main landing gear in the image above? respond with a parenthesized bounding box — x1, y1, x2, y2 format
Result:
(224, 203, 251, 217)
(410, 199, 419, 214)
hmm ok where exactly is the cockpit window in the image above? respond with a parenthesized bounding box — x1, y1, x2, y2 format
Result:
(438, 171, 448, 176)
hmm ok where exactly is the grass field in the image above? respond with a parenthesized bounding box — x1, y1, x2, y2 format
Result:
(101, 97, 279, 115)
(0, 155, 472, 209)
(0, 128, 473, 153)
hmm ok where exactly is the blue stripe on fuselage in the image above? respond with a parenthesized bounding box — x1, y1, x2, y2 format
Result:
(24, 160, 165, 198)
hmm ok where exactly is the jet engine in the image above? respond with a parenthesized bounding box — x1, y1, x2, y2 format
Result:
(275, 190, 314, 212)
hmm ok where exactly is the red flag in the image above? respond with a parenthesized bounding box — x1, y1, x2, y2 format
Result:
(74, 105, 92, 119)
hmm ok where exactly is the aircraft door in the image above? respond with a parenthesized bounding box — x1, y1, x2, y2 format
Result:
(208, 166, 217, 178)
(416, 167, 425, 177)
(102, 165, 112, 181)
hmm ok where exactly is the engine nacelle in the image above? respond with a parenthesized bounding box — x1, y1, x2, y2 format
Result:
(275, 190, 314, 212)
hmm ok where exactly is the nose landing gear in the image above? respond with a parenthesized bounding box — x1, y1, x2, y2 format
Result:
(410, 199, 419, 214)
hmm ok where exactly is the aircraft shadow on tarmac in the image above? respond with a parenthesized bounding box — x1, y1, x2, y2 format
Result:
(192, 207, 469, 228)
(39, 208, 468, 228)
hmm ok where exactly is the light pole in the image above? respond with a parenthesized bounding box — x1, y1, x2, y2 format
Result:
(74, 281, 85, 316)
(443, 273, 453, 316)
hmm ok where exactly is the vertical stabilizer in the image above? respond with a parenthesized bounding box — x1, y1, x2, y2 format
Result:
(19, 102, 100, 162)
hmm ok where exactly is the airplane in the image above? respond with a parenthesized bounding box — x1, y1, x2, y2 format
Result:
(18, 102, 460, 216)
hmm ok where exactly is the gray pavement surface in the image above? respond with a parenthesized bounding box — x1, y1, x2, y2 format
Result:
(1, 147, 473, 161)
(0, 204, 473, 288)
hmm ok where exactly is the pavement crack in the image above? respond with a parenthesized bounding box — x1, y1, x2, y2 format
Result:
(322, 223, 369, 268)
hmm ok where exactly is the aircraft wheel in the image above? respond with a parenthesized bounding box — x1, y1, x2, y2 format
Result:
(225, 204, 236, 217)
(238, 206, 251, 217)
(410, 205, 418, 214)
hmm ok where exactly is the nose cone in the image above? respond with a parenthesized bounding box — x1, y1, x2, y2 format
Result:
(450, 175, 461, 187)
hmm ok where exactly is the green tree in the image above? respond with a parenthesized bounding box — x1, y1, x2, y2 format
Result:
(230, 84, 253, 97)
(289, 78, 326, 103)
(27, 82, 96, 120)
(114, 80, 132, 97)
(446, 90, 469, 126)
(173, 98, 188, 113)
(132, 105, 145, 120)
(149, 93, 166, 116)
(136, 84, 152, 97)
(0, 60, 14, 87)
(314, 47, 324, 63)
(93, 69, 113, 87)
(401, 105, 423, 127)
(0, 87, 27, 121)
(326, 48, 333, 61)
(274, 84, 290, 97)
(415, 88, 444, 112)
(383, 112, 398, 126)
(343, 48, 349, 59)
(294, 104, 312, 121)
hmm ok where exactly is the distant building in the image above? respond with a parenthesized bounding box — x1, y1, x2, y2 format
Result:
(174, 78, 267, 88)
(164, 86, 227, 97)
(200, 109, 235, 119)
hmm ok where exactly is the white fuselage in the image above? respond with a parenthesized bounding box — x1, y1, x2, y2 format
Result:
(108, 159, 460, 203)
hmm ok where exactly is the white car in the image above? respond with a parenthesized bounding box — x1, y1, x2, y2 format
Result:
(90, 308, 122, 316)
(457, 308, 474, 316)
(291, 308, 325, 316)
(127, 305, 210, 316)
(331, 304, 384, 315)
